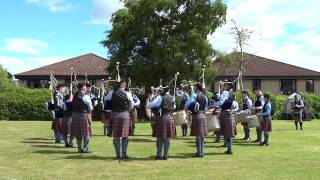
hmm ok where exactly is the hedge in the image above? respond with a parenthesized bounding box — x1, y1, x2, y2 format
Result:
(1, 87, 320, 120)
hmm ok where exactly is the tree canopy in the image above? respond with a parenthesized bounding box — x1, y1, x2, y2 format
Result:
(102, 0, 227, 88)
(0, 65, 14, 91)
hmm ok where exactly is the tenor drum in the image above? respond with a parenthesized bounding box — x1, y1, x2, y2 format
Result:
(246, 115, 259, 128)
(206, 114, 220, 132)
(173, 111, 187, 126)
(235, 112, 251, 123)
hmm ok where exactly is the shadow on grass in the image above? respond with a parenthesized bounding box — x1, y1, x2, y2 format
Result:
(129, 138, 155, 143)
(31, 144, 66, 149)
(25, 138, 54, 141)
(65, 155, 156, 161)
(131, 134, 153, 137)
(21, 140, 54, 144)
(33, 149, 78, 155)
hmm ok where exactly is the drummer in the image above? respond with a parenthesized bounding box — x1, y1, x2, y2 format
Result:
(176, 87, 189, 137)
(258, 94, 272, 146)
(185, 83, 208, 158)
(251, 88, 264, 144)
(240, 91, 253, 141)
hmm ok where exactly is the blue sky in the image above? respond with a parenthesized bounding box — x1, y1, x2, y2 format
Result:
(0, 0, 319, 75)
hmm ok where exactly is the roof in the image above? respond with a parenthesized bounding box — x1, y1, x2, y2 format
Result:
(214, 53, 320, 79)
(15, 53, 109, 79)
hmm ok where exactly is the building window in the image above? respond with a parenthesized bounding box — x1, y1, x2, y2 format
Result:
(280, 79, 296, 95)
(39, 80, 49, 88)
(306, 80, 314, 93)
(252, 79, 261, 91)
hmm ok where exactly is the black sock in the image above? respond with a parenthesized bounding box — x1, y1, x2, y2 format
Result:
(295, 122, 298, 129)
(300, 122, 303, 129)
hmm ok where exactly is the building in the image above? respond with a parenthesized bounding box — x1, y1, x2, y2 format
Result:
(14, 53, 109, 88)
(213, 53, 320, 95)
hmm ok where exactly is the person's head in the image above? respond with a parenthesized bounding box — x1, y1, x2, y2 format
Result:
(56, 84, 66, 93)
(195, 83, 203, 93)
(160, 84, 169, 95)
(86, 83, 92, 93)
(264, 94, 270, 102)
(77, 83, 86, 94)
(254, 88, 262, 96)
(116, 80, 126, 90)
(241, 90, 249, 99)
(223, 80, 233, 91)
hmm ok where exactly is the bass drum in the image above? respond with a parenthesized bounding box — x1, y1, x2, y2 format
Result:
(206, 114, 220, 132)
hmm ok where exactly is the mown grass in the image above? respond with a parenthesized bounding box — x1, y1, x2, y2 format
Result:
(0, 120, 319, 180)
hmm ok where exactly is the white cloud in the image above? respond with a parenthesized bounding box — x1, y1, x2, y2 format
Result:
(91, 0, 124, 25)
(26, 0, 73, 13)
(0, 56, 67, 74)
(0, 38, 48, 55)
(210, 0, 320, 72)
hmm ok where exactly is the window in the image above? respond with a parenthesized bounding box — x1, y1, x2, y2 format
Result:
(306, 80, 314, 93)
(39, 80, 49, 88)
(252, 79, 261, 91)
(280, 79, 296, 95)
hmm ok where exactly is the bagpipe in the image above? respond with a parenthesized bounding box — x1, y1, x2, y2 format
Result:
(46, 73, 58, 111)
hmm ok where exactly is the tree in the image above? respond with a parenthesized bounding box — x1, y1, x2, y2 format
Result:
(0, 65, 13, 91)
(230, 19, 253, 91)
(102, 0, 227, 89)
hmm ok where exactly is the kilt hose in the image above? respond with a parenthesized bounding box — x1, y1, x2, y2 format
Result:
(220, 110, 235, 138)
(61, 116, 72, 135)
(111, 111, 130, 138)
(155, 114, 176, 139)
(51, 118, 61, 131)
(71, 112, 90, 138)
(261, 115, 272, 132)
(190, 113, 208, 137)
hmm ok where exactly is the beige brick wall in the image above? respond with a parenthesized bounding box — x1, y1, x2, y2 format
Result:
(296, 80, 306, 94)
(242, 80, 252, 91)
(261, 80, 280, 94)
(314, 80, 320, 95)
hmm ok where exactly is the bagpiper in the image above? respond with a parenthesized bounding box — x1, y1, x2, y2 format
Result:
(240, 90, 253, 141)
(258, 94, 272, 146)
(292, 94, 304, 130)
(70, 83, 93, 153)
(147, 85, 176, 160)
(61, 94, 73, 148)
(52, 84, 66, 144)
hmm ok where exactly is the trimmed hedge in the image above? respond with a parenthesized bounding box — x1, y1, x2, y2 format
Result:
(1, 87, 320, 121)
(0, 88, 52, 120)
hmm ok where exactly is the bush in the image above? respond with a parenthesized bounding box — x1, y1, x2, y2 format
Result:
(0, 88, 52, 120)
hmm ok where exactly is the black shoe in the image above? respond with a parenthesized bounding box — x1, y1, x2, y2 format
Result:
(214, 140, 220, 143)
(115, 155, 121, 160)
(193, 153, 201, 158)
(55, 140, 61, 144)
(242, 137, 247, 140)
(122, 154, 130, 160)
(65, 144, 69, 148)
(224, 150, 233, 155)
(259, 142, 265, 146)
(221, 144, 227, 147)
(68, 144, 74, 148)
(163, 156, 168, 160)
(253, 139, 259, 143)
(155, 156, 162, 160)
(78, 149, 83, 153)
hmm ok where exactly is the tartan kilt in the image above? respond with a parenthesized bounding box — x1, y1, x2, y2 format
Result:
(61, 116, 72, 135)
(51, 118, 61, 130)
(88, 112, 93, 137)
(102, 112, 111, 127)
(155, 114, 175, 139)
(190, 113, 208, 137)
(111, 111, 130, 138)
(71, 112, 90, 138)
(220, 110, 235, 138)
(129, 110, 136, 136)
(261, 116, 272, 132)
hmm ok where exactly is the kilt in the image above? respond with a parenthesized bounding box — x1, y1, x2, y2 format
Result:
(294, 111, 303, 122)
(190, 113, 208, 137)
(261, 115, 272, 132)
(71, 112, 90, 138)
(61, 116, 72, 135)
(111, 111, 130, 138)
(155, 114, 176, 139)
(102, 112, 111, 128)
(51, 118, 61, 130)
(129, 110, 136, 136)
(220, 110, 235, 138)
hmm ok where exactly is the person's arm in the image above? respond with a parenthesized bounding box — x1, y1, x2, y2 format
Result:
(184, 93, 197, 111)
(147, 96, 162, 109)
(83, 95, 93, 112)
(232, 101, 239, 113)
(243, 99, 253, 113)
(133, 96, 140, 107)
(213, 91, 229, 107)
(126, 92, 134, 110)
(260, 103, 271, 116)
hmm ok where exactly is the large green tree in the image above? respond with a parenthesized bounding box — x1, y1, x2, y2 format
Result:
(0, 65, 13, 91)
(102, 0, 227, 88)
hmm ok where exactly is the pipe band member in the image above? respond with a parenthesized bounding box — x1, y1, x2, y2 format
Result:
(129, 91, 140, 136)
(108, 80, 134, 160)
(292, 95, 304, 130)
(176, 87, 190, 137)
(147, 85, 176, 160)
(104, 90, 113, 136)
(258, 94, 272, 146)
(86, 84, 98, 137)
(71, 83, 93, 153)
(241, 91, 253, 141)
(252, 88, 264, 143)
(61, 94, 73, 148)
(52, 84, 66, 144)
(186, 83, 208, 158)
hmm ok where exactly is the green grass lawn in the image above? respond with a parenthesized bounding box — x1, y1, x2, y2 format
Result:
(0, 120, 319, 180)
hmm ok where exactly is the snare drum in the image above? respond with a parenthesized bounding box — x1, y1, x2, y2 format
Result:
(173, 111, 187, 126)
(206, 114, 220, 132)
(246, 115, 259, 128)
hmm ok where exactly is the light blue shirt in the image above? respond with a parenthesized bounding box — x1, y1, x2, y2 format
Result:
(261, 102, 272, 117)
(147, 95, 162, 109)
(184, 92, 208, 111)
(213, 90, 229, 107)
(82, 94, 93, 112)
